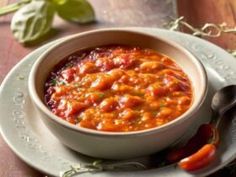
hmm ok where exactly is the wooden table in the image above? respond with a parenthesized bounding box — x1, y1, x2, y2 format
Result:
(0, 0, 235, 176)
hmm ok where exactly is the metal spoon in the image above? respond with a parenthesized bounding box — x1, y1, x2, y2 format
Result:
(211, 85, 236, 125)
(177, 85, 236, 171)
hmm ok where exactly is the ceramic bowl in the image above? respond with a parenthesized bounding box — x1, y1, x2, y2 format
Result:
(28, 29, 207, 159)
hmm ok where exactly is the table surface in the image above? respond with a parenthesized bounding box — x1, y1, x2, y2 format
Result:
(0, 0, 236, 177)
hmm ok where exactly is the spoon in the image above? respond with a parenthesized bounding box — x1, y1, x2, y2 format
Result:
(168, 85, 236, 171)
(211, 85, 236, 121)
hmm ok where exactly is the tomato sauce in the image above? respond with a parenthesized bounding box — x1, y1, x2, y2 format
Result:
(45, 45, 192, 132)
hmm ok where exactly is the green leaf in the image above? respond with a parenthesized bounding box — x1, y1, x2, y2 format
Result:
(53, 0, 95, 23)
(11, 0, 55, 43)
(0, 0, 31, 16)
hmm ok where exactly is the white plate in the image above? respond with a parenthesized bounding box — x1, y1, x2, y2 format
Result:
(1, 28, 236, 177)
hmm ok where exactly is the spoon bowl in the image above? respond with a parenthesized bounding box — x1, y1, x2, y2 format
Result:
(211, 85, 236, 116)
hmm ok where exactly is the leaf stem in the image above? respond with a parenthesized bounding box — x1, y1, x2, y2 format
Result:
(0, 0, 31, 16)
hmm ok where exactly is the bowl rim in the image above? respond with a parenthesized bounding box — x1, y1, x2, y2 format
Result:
(28, 28, 208, 137)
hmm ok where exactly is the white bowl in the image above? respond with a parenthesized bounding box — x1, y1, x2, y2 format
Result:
(28, 29, 207, 159)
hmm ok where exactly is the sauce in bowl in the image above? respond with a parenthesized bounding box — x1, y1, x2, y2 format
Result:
(45, 45, 192, 132)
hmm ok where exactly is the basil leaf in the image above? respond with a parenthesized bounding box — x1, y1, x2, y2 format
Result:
(53, 0, 95, 23)
(11, 0, 55, 43)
